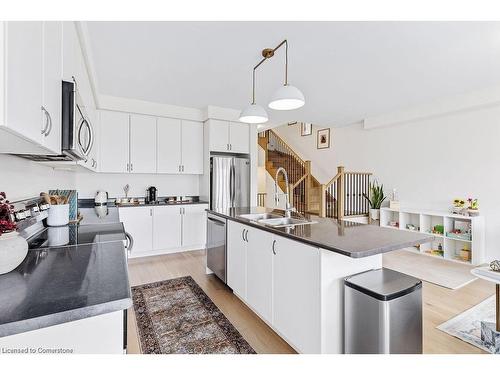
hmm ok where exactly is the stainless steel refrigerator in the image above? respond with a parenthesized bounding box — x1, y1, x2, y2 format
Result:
(210, 155, 250, 209)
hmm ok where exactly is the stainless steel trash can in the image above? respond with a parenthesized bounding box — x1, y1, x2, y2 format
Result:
(344, 268, 422, 354)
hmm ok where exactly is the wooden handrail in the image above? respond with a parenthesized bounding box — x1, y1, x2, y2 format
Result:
(325, 172, 341, 189)
(291, 173, 308, 189)
(267, 129, 306, 167)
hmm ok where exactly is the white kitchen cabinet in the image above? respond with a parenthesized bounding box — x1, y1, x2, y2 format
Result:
(119, 206, 153, 254)
(207, 119, 249, 154)
(246, 226, 274, 323)
(182, 204, 207, 248)
(153, 206, 182, 251)
(229, 121, 250, 154)
(208, 119, 230, 152)
(129, 114, 157, 173)
(273, 236, 321, 354)
(62, 22, 78, 82)
(155, 118, 203, 175)
(227, 221, 247, 299)
(157, 117, 181, 173)
(40, 21, 63, 154)
(99, 111, 130, 173)
(181, 120, 203, 174)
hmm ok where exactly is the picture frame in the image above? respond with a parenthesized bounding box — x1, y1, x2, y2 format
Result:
(300, 122, 312, 136)
(317, 128, 330, 149)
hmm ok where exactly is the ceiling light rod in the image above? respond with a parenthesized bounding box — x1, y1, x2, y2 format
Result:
(250, 39, 288, 103)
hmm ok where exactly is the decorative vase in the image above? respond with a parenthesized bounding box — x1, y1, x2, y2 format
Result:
(370, 208, 380, 221)
(0, 231, 28, 275)
(467, 209, 480, 217)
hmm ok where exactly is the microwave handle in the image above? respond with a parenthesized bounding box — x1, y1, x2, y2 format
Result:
(78, 119, 93, 156)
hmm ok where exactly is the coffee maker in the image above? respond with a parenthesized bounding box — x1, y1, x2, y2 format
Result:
(146, 186, 157, 204)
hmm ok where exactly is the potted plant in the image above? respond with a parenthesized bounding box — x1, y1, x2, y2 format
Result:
(467, 198, 480, 217)
(363, 181, 387, 221)
(0, 192, 28, 274)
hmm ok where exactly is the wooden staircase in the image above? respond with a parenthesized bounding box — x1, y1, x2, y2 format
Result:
(259, 129, 372, 219)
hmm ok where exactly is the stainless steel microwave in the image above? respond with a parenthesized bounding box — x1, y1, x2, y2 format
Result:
(14, 79, 95, 162)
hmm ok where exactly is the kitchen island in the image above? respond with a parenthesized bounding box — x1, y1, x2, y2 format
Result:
(207, 207, 434, 354)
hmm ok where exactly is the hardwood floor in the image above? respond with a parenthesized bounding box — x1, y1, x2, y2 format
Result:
(126, 249, 495, 354)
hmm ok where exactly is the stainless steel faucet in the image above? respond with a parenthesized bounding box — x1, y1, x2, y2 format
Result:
(274, 167, 294, 218)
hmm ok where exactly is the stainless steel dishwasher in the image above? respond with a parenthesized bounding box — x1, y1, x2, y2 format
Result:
(206, 213, 227, 283)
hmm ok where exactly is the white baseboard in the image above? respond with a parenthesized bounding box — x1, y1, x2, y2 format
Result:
(128, 244, 206, 259)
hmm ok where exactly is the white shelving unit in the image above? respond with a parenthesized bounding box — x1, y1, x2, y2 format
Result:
(380, 207, 485, 265)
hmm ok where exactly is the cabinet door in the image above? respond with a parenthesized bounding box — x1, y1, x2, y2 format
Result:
(229, 122, 249, 154)
(62, 22, 78, 82)
(181, 120, 203, 174)
(273, 237, 321, 353)
(226, 221, 247, 299)
(119, 207, 153, 254)
(182, 204, 207, 248)
(41, 21, 63, 154)
(99, 111, 130, 173)
(152, 206, 182, 252)
(246, 227, 274, 323)
(130, 114, 156, 173)
(5, 22, 44, 143)
(157, 117, 181, 173)
(208, 119, 229, 152)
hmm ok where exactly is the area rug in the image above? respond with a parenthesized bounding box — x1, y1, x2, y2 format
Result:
(383, 249, 477, 289)
(437, 295, 496, 353)
(131, 276, 256, 354)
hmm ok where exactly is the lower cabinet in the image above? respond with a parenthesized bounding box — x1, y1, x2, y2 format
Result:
(272, 236, 321, 354)
(118, 206, 153, 254)
(120, 204, 208, 258)
(226, 221, 321, 353)
(246, 226, 274, 324)
(152, 206, 182, 251)
(227, 221, 247, 299)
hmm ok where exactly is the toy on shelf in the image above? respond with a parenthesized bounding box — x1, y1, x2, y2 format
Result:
(388, 221, 399, 228)
(446, 221, 472, 241)
(451, 198, 467, 215)
(432, 225, 444, 235)
(406, 224, 418, 231)
(459, 246, 471, 262)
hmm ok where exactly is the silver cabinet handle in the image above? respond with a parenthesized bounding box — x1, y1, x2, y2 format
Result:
(244, 229, 248, 242)
(182, 165, 184, 172)
(45, 110, 53, 136)
(230, 144, 232, 151)
(130, 163, 133, 172)
(41, 106, 50, 135)
(178, 165, 181, 172)
(241, 229, 245, 242)
(272, 239, 276, 255)
(150, 208, 152, 216)
(126, 163, 129, 172)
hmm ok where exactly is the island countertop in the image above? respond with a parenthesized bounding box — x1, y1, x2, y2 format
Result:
(207, 207, 434, 258)
(0, 240, 131, 338)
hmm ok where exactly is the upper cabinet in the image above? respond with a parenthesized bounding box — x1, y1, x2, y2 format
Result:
(130, 114, 156, 173)
(0, 21, 62, 155)
(99, 111, 130, 173)
(157, 118, 203, 174)
(100, 110, 203, 175)
(208, 119, 249, 154)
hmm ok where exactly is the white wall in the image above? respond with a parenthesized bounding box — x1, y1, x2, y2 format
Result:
(0, 155, 75, 201)
(74, 170, 199, 199)
(274, 106, 500, 261)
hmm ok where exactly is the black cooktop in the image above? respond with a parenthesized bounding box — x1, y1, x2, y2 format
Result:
(27, 223, 126, 250)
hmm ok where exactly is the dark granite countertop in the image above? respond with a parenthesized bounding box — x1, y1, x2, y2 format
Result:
(207, 207, 434, 258)
(78, 198, 209, 209)
(0, 241, 131, 338)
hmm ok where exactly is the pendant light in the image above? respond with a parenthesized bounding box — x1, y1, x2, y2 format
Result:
(239, 39, 304, 124)
(268, 40, 305, 110)
(239, 68, 268, 124)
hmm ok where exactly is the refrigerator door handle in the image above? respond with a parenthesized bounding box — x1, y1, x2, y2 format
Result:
(230, 162, 235, 207)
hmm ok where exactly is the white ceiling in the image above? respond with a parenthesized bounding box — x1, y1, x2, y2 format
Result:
(85, 21, 500, 127)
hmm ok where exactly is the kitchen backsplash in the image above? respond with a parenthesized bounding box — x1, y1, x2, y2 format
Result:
(74, 171, 200, 198)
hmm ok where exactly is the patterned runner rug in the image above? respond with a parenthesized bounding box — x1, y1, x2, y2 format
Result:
(437, 295, 497, 354)
(132, 276, 256, 354)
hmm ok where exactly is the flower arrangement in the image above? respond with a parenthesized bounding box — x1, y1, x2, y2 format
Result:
(0, 192, 16, 236)
(467, 198, 479, 210)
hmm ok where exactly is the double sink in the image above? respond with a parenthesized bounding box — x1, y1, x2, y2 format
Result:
(239, 212, 316, 228)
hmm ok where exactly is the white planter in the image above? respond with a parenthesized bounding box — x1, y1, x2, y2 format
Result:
(0, 231, 28, 275)
(47, 204, 69, 226)
(370, 208, 380, 221)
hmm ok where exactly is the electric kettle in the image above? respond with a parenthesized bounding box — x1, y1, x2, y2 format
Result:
(94, 191, 108, 206)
